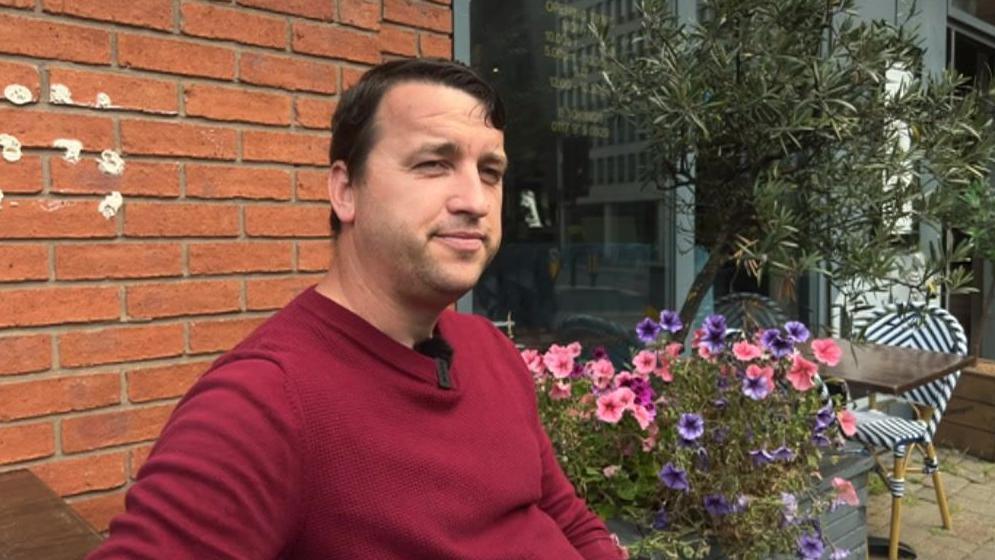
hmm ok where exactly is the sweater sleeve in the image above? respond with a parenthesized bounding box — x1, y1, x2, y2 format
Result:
(85, 358, 305, 560)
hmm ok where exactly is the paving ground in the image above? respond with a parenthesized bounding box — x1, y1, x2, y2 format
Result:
(866, 447, 995, 559)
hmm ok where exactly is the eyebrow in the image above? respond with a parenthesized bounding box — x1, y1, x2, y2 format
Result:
(409, 141, 508, 170)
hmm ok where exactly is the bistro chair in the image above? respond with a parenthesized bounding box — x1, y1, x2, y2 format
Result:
(848, 302, 967, 560)
(714, 292, 788, 332)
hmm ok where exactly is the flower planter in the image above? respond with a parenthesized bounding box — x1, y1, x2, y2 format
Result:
(608, 446, 875, 559)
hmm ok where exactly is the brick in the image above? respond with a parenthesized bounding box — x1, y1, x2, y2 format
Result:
(181, 2, 286, 48)
(243, 130, 329, 166)
(0, 286, 119, 328)
(239, 52, 338, 94)
(188, 241, 293, 275)
(127, 360, 208, 403)
(186, 164, 292, 200)
(295, 96, 337, 129)
(0, 422, 54, 465)
(56, 243, 182, 280)
(295, 170, 328, 201)
(43, 0, 173, 31)
(119, 33, 236, 80)
(32, 452, 127, 497)
(121, 120, 237, 160)
(60, 323, 185, 368)
(0, 13, 110, 65)
(129, 443, 154, 477)
(0, 60, 40, 104)
(0, 108, 114, 149)
(384, 0, 451, 33)
(343, 66, 366, 89)
(297, 240, 332, 272)
(292, 21, 381, 64)
(244, 205, 330, 237)
(189, 316, 267, 354)
(184, 84, 292, 126)
(69, 491, 125, 532)
(0, 244, 48, 282)
(0, 334, 51, 376)
(341, 0, 381, 30)
(419, 32, 451, 58)
(379, 25, 417, 56)
(126, 279, 241, 319)
(0, 155, 44, 193)
(0, 199, 117, 239)
(124, 202, 239, 238)
(246, 275, 321, 310)
(51, 159, 181, 198)
(0, 0, 35, 8)
(0, 374, 120, 421)
(61, 404, 175, 453)
(47, 67, 178, 114)
(235, 0, 333, 20)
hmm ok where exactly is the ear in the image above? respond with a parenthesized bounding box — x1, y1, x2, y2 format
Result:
(328, 161, 356, 227)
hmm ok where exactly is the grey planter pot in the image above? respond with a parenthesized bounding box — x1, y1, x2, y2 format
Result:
(608, 446, 875, 559)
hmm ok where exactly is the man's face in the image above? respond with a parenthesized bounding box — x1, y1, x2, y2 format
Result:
(347, 81, 506, 305)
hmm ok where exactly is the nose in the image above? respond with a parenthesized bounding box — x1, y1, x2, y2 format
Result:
(446, 165, 492, 218)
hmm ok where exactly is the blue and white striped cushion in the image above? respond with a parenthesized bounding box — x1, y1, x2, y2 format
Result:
(715, 292, 787, 332)
(850, 409, 928, 449)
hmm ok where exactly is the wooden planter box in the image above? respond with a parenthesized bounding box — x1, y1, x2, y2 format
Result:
(935, 360, 995, 461)
(609, 448, 874, 559)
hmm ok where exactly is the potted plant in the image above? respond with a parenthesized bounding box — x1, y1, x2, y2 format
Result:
(523, 312, 862, 559)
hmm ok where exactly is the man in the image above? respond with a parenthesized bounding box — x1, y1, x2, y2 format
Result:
(87, 59, 624, 559)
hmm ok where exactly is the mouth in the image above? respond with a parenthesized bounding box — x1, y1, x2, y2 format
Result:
(433, 230, 487, 252)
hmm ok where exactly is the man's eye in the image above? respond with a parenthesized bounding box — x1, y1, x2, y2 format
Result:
(481, 169, 504, 184)
(416, 161, 447, 171)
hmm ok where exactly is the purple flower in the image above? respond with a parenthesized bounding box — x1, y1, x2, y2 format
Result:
(677, 413, 705, 441)
(760, 328, 794, 359)
(570, 362, 585, 378)
(750, 448, 774, 466)
(772, 445, 796, 462)
(742, 375, 771, 400)
(814, 404, 836, 431)
(703, 314, 727, 335)
(658, 462, 689, 492)
(652, 506, 669, 530)
(636, 317, 662, 344)
(781, 492, 798, 524)
(678, 436, 699, 448)
(703, 494, 730, 517)
(785, 321, 811, 343)
(659, 310, 683, 333)
(797, 532, 825, 559)
(591, 346, 609, 360)
(760, 328, 780, 348)
(713, 398, 728, 409)
(812, 433, 832, 447)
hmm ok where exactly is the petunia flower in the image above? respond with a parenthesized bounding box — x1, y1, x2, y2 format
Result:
(787, 354, 818, 392)
(785, 321, 811, 343)
(589, 358, 615, 389)
(632, 404, 656, 430)
(677, 413, 705, 441)
(772, 445, 796, 462)
(664, 342, 683, 358)
(837, 410, 857, 437)
(651, 506, 669, 530)
(814, 404, 836, 431)
(812, 433, 832, 447)
(566, 341, 582, 357)
(543, 345, 575, 379)
(659, 310, 683, 333)
(596, 389, 632, 423)
(602, 465, 620, 479)
(658, 462, 690, 492)
(832, 477, 860, 507)
(549, 381, 571, 400)
(636, 317, 662, 344)
(703, 494, 730, 517)
(812, 338, 842, 366)
(520, 349, 545, 376)
(591, 345, 609, 360)
(781, 492, 799, 524)
(797, 532, 825, 559)
(745, 364, 775, 383)
(632, 350, 657, 375)
(732, 340, 763, 362)
(653, 358, 673, 382)
(761, 328, 794, 358)
(750, 448, 774, 466)
(742, 375, 772, 400)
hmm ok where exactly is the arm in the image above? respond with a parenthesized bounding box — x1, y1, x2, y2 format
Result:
(86, 359, 305, 560)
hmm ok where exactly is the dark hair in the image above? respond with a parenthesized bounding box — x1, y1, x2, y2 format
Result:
(327, 58, 506, 234)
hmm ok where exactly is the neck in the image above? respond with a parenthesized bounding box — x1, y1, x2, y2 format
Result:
(315, 240, 445, 348)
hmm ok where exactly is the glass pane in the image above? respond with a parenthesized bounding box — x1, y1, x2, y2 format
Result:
(952, 0, 995, 28)
(470, 0, 672, 349)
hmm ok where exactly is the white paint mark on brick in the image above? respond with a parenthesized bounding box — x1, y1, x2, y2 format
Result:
(95, 92, 112, 109)
(3, 84, 33, 105)
(40, 199, 69, 212)
(98, 191, 123, 219)
(0, 189, 4, 209)
(97, 150, 125, 176)
(53, 138, 84, 163)
(50, 83, 74, 104)
(0, 133, 22, 162)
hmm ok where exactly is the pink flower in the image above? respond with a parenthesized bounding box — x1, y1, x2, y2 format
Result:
(633, 350, 657, 375)
(589, 358, 615, 389)
(837, 410, 857, 437)
(745, 364, 775, 383)
(654, 359, 674, 382)
(520, 349, 545, 376)
(732, 340, 763, 362)
(543, 345, 575, 379)
(602, 465, 621, 478)
(786, 354, 818, 392)
(812, 338, 842, 367)
(549, 381, 571, 400)
(566, 341, 582, 358)
(664, 342, 683, 358)
(596, 388, 634, 424)
(632, 404, 656, 430)
(832, 477, 860, 507)
(697, 344, 714, 360)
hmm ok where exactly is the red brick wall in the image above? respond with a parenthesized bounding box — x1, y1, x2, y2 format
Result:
(0, 0, 452, 532)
